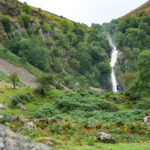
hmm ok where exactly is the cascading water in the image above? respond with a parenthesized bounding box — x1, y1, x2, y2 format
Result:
(108, 37, 119, 92)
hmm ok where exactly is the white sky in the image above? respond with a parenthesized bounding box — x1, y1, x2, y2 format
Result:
(19, 0, 148, 26)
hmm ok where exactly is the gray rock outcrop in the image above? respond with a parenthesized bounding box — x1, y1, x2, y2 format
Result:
(0, 124, 53, 150)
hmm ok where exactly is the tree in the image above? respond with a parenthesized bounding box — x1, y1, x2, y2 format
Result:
(35, 74, 55, 96)
(10, 72, 19, 89)
(129, 50, 150, 96)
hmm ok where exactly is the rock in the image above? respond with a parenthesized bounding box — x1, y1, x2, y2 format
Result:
(0, 124, 53, 150)
(8, 96, 12, 100)
(17, 103, 26, 111)
(97, 132, 116, 143)
(0, 104, 6, 109)
(34, 118, 58, 123)
(36, 137, 63, 148)
(25, 121, 36, 128)
(90, 87, 104, 94)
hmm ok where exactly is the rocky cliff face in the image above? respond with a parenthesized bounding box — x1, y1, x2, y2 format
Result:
(0, 124, 53, 150)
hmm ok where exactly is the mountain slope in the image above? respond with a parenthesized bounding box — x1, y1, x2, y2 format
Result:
(0, 0, 111, 89)
(122, 0, 150, 18)
(103, 0, 150, 93)
(0, 58, 36, 87)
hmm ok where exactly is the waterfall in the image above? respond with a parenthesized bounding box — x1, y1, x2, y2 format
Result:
(108, 36, 119, 92)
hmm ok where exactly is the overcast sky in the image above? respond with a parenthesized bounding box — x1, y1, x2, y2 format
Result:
(19, 0, 148, 26)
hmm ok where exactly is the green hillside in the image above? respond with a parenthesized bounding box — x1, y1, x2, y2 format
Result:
(122, 0, 150, 18)
(102, 0, 150, 96)
(0, 0, 111, 89)
(0, 1, 149, 150)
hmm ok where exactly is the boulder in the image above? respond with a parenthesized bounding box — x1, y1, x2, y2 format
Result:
(0, 124, 53, 150)
(17, 103, 26, 111)
(36, 137, 63, 148)
(25, 121, 36, 129)
(0, 104, 6, 109)
(97, 132, 116, 143)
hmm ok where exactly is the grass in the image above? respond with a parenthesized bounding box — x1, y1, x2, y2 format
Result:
(0, 84, 149, 150)
(0, 83, 65, 117)
(57, 143, 150, 150)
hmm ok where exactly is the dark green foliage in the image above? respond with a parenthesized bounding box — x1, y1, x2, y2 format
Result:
(35, 74, 55, 90)
(55, 92, 119, 113)
(1, 17, 11, 33)
(33, 104, 59, 118)
(135, 98, 150, 110)
(10, 94, 34, 108)
(51, 58, 64, 73)
(129, 50, 150, 96)
(7, 34, 50, 72)
(33, 90, 119, 119)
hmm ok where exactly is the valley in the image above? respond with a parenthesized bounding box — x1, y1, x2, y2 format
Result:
(0, 0, 150, 150)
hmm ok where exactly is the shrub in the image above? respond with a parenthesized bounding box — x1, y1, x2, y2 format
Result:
(10, 94, 34, 108)
(135, 99, 150, 110)
(18, 13, 30, 28)
(55, 92, 119, 113)
(33, 104, 59, 118)
(41, 22, 51, 33)
(1, 17, 11, 33)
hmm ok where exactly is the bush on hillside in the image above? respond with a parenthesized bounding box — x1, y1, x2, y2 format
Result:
(22, 3, 31, 15)
(0, 17, 11, 33)
(33, 104, 59, 118)
(55, 92, 119, 113)
(10, 93, 34, 108)
(135, 99, 150, 110)
(18, 13, 30, 28)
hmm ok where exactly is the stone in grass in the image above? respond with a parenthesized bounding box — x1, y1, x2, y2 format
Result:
(24, 121, 36, 129)
(97, 132, 116, 143)
(0, 104, 6, 109)
(17, 103, 26, 111)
